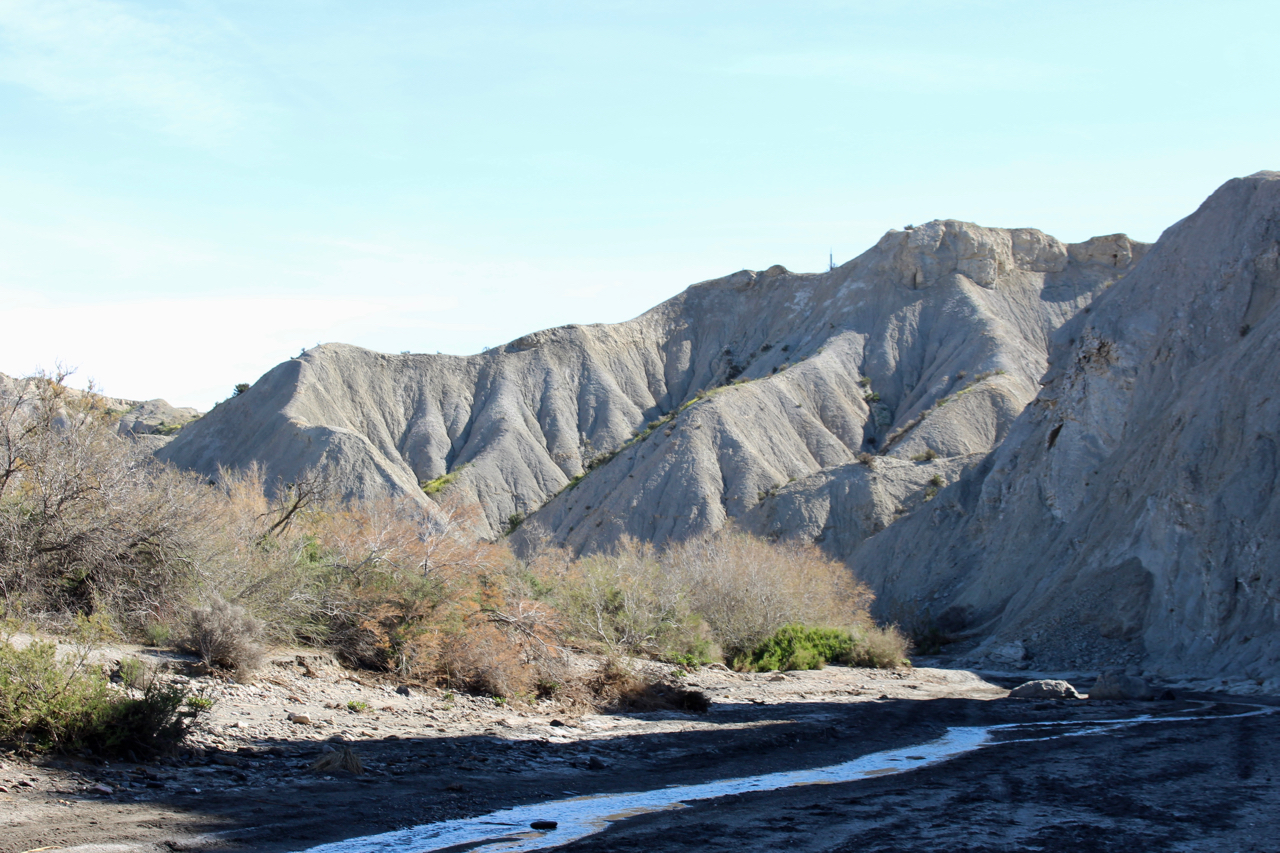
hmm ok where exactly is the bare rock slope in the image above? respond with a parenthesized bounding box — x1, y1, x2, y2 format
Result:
(843, 172, 1280, 680)
(158, 222, 1139, 544)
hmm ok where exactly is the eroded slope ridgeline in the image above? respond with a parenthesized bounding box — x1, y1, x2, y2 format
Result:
(159, 221, 1141, 545)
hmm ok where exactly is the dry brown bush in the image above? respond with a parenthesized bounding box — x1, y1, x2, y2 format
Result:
(849, 622, 911, 668)
(185, 595, 265, 675)
(666, 528, 874, 658)
(555, 537, 710, 661)
(440, 621, 536, 698)
(312, 496, 521, 676)
(0, 370, 211, 626)
(586, 656, 710, 713)
(181, 464, 329, 644)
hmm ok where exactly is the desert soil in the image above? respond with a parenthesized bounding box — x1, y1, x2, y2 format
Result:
(1, 647, 1277, 853)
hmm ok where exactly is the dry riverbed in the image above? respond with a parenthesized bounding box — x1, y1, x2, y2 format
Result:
(1, 647, 1276, 853)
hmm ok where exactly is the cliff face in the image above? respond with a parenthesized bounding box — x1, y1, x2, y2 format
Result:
(159, 221, 1138, 548)
(840, 172, 1280, 680)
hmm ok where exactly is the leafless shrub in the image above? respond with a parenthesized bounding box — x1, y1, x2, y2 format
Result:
(0, 369, 208, 625)
(556, 537, 711, 663)
(849, 622, 910, 668)
(185, 596, 265, 675)
(666, 528, 873, 658)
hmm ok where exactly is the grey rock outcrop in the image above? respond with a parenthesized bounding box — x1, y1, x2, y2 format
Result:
(157, 222, 1138, 544)
(848, 172, 1280, 680)
(1008, 680, 1081, 700)
(115, 399, 201, 439)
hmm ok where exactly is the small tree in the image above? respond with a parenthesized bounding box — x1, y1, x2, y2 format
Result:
(232, 383, 250, 397)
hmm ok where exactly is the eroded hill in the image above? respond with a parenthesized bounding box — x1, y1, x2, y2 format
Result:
(158, 221, 1142, 550)
(830, 171, 1280, 680)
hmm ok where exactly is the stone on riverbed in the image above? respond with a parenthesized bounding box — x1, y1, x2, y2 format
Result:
(1008, 680, 1081, 700)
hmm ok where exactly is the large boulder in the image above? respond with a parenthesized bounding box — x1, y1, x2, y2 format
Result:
(1008, 680, 1081, 700)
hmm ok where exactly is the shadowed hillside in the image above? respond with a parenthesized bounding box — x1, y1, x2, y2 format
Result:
(830, 171, 1280, 680)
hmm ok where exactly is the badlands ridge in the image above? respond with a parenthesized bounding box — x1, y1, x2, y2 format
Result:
(116, 172, 1280, 682)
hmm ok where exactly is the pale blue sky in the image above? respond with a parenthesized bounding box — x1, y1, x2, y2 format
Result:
(1, 0, 1276, 408)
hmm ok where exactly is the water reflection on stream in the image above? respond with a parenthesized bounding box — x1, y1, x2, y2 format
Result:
(297, 704, 1272, 853)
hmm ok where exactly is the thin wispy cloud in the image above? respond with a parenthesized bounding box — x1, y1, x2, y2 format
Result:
(0, 0, 255, 146)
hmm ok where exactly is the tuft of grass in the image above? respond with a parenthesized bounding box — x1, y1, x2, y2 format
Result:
(346, 700, 369, 714)
(910, 448, 939, 462)
(312, 745, 364, 775)
(115, 656, 152, 690)
(421, 466, 466, 496)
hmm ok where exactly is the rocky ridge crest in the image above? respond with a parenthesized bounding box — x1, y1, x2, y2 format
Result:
(158, 221, 1140, 553)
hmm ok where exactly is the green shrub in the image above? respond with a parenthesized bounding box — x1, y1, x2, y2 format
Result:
(346, 700, 369, 713)
(0, 633, 211, 756)
(504, 511, 525, 536)
(735, 624, 855, 672)
(143, 623, 172, 648)
(910, 448, 939, 462)
(910, 622, 950, 656)
(734, 622, 908, 672)
(115, 656, 151, 690)
(421, 466, 466, 496)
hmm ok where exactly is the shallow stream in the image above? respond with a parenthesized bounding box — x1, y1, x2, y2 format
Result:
(297, 703, 1272, 853)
